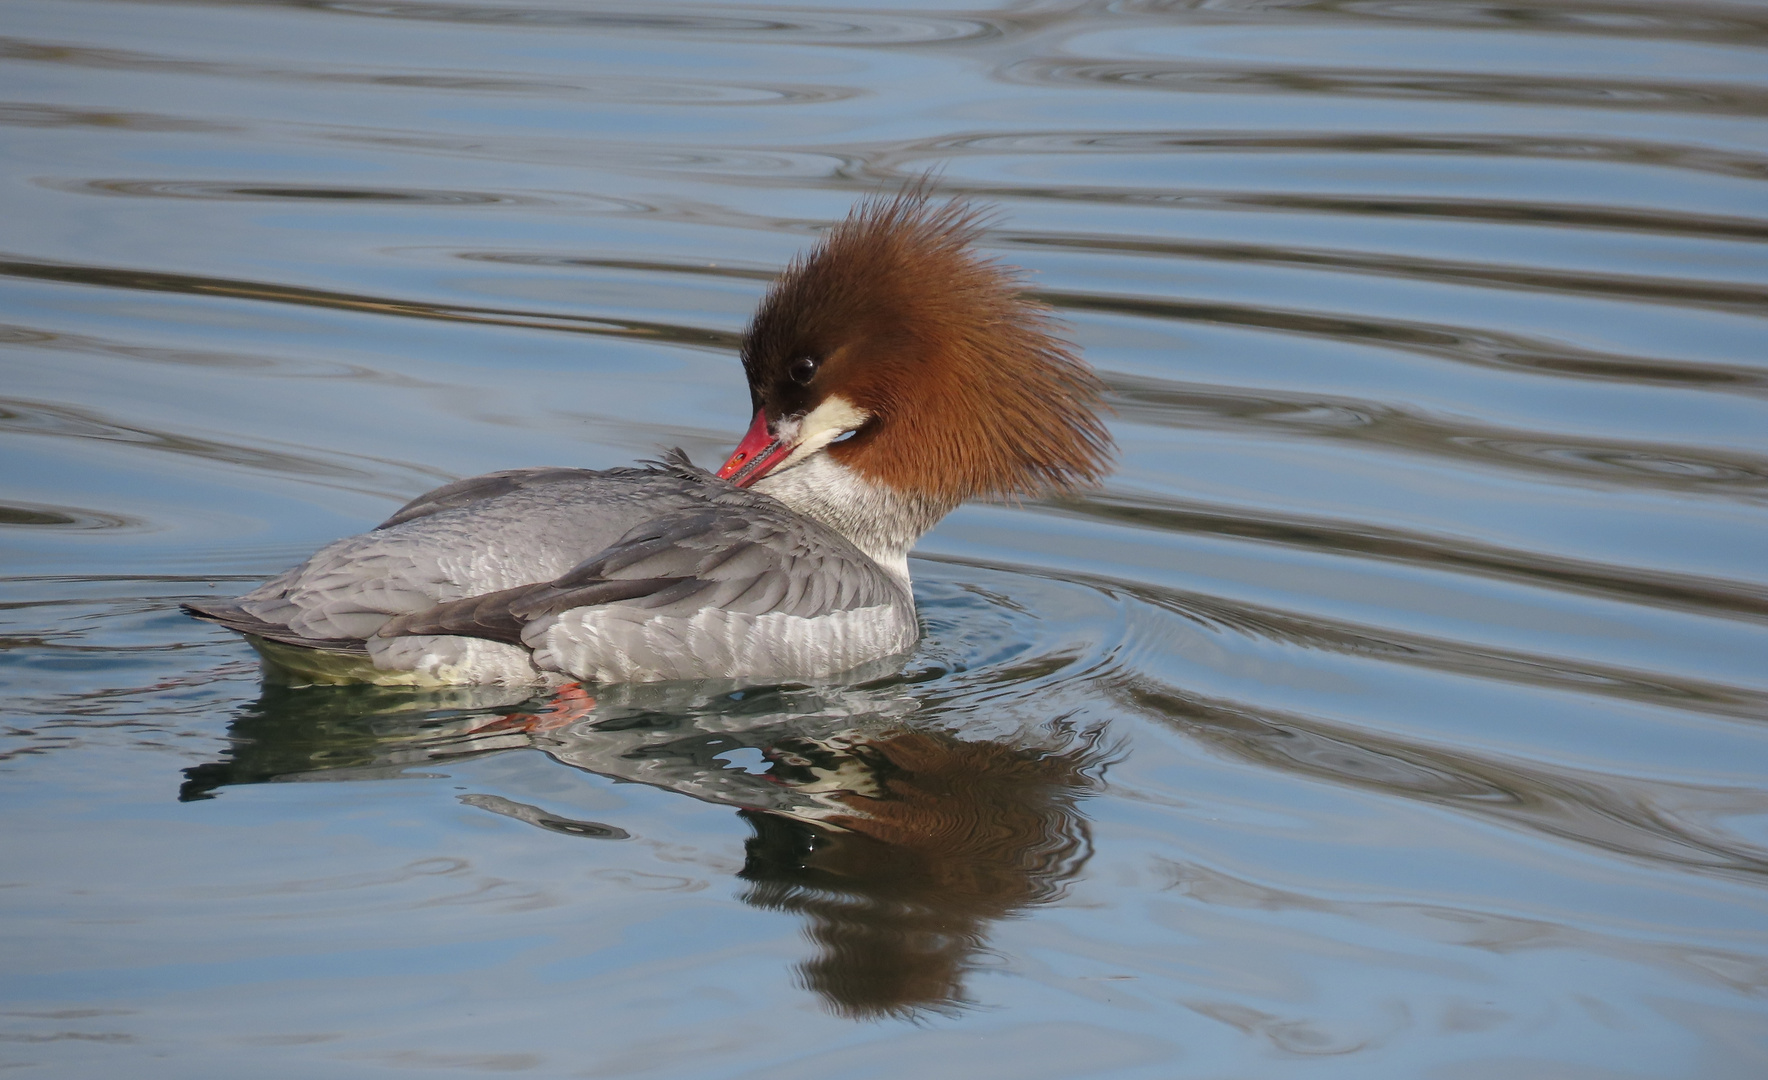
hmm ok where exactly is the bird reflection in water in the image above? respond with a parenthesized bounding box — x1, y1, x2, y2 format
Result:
(181, 674, 1109, 1018)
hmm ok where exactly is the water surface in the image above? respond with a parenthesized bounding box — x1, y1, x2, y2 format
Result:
(3, 0, 1767, 1076)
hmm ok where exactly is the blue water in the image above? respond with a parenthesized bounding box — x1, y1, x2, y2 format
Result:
(3, 0, 1766, 1076)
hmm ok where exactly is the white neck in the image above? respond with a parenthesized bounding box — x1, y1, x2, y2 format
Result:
(752, 452, 950, 586)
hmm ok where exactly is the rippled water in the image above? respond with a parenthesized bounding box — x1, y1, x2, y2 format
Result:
(4, 0, 1767, 1075)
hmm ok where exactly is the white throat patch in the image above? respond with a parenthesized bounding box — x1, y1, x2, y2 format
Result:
(772, 394, 871, 473)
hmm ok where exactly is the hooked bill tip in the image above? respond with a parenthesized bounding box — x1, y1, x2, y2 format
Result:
(718, 408, 791, 487)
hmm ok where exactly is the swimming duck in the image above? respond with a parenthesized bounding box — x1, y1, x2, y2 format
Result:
(185, 191, 1113, 685)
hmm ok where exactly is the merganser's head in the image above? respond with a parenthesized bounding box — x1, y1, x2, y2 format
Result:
(717, 191, 1113, 506)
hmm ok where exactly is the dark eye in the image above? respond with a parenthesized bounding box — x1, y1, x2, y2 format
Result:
(789, 356, 819, 385)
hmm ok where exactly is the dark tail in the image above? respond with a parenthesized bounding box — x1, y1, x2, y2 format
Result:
(182, 600, 369, 655)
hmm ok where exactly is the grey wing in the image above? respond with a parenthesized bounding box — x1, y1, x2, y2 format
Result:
(188, 464, 720, 648)
(379, 500, 917, 683)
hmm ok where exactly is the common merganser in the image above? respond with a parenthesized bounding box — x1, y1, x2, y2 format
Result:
(185, 191, 1114, 685)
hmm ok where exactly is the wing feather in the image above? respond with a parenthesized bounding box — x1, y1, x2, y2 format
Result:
(376, 499, 906, 659)
(377, 577, 684, 644)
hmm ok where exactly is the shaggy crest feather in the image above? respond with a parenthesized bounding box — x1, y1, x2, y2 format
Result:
(742, 189, 1114, 505)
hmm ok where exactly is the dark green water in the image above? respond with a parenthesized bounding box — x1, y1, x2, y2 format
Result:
(3, 1, 1766, 1076)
